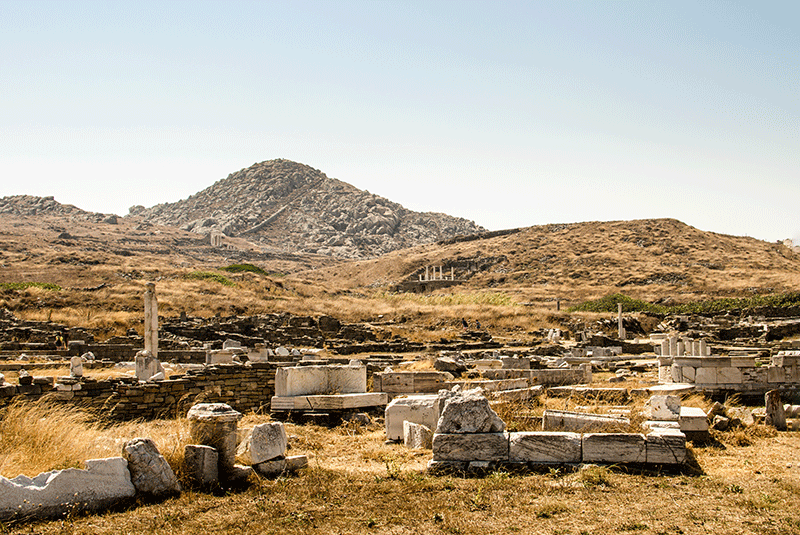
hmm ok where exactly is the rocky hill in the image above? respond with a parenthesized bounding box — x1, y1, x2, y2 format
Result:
(130, 159, 485, 258)
(302, 218, 800, 304)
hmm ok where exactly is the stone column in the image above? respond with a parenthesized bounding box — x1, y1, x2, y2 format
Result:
(617, 303, 624, 339)
(143, 282, 158, 359)
(699, 340, 708, 356)
(669, 336, 678, 358)
(676, 341, 685, 357)
(187, 403, 243, 476)
(661, 339, 670, 358)
(425, 266, 429, 281)
(450, 266, 454, 280)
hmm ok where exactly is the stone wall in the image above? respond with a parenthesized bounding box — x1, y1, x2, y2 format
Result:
(0, 363, 277, 420)
(662, 350, 800, 397)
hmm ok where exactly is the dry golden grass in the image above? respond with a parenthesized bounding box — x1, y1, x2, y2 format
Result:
(1, 400, 800, 534)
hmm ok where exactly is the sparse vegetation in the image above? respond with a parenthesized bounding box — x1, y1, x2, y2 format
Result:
(219, 263, 270, 275)
(184, 271, 236, 286)
(569, 291, 800, 315)
(0, 282, 61, 291)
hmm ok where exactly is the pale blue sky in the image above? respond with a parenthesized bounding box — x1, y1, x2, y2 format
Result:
(1, 1, 798, 242)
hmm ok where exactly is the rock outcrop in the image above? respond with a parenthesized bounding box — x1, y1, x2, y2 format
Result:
(131, 159, 485, 258)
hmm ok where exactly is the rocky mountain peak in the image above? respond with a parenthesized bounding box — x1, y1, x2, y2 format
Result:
(130, 159, 486, 258)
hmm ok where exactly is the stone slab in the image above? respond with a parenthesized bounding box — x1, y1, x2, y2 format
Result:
(271, 392, 388, 411)
(0, 457, 135, 521)
(404, 421, 434, 449)
(695, 367, 719, 384)
(508, 432, 582, 463)
(275, 365, 366, 397)
(646, 429, 686, 464)
(679, 406, 708, 432)
(542, 409, 629, 432)
(385, 395, 439, 441)
(582, 433, 646, 463)
(432, 432, 509, 462)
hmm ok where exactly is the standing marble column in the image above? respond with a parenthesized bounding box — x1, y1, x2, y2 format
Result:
(144, 282, 158, 359)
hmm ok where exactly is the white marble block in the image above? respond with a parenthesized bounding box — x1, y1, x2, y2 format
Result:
(236, 422, 287, 465)
(432, 433, 509, 462)
(0, 457, 135, 521)
(646, 429, 686, 464)
(385, 395, 439, 441)
(508, 432, 582, 463)
(274, 365, 366, 397)
(679, 406, 708, 432)
(404, 421, 434, 449)
(645, 395, 681, 421)
(582, 433, 646, 463)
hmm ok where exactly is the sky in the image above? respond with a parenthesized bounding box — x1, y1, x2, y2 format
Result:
(1, 0, 798, 242)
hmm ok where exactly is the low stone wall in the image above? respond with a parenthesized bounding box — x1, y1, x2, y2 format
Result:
(0, 363, 277, 420)
(479, 365, 591, 386)
(662, 350, 800, 396)
(430, 429, 686, 470)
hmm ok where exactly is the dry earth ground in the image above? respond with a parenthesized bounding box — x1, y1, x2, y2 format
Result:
(2, 400, 800, 535)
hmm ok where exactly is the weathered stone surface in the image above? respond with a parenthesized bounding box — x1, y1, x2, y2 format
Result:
(509, 432, 582, 463)
(404, 421, 434, 449)
(432, 432, 509, 462)
(183, 444, 218, 487)
(582, 433, 646, 463)
(135, 350, 165, 382)
(385, 394, 439, 441)
(645, 395, 681, 421)
(645, 429, 686, 464)
(679, 406, 709, 432)
(435, 388, 505, 434)
(236, 422, 287, 465)
(253, 455, 308, 477)
(133, 159, 484, 259)
(0, 457, 135, 521)
(274, 365, 366, 397)
(187, 403, 242, 474)
(765, 389, 787, 430)
(434, 357, 467, 374)
(122, 437, 180, 497)
(542, 409, 629, 432)
(271, 392, 387, 411)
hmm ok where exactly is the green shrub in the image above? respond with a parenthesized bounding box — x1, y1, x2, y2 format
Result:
(569, 292, 800, 315)
(0, 282, 61, 291)
(219, 263, 268, 275)
(184, 271, 236, 286)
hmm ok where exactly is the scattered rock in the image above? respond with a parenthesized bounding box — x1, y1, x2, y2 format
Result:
(436, 388, 505, 434)
(122, 438, 181, 497)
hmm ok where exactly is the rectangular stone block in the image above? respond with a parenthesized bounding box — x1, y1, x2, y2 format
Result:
(729, 357, 756, 368)
(679, 406, 708, 432)
(646, 429, 686, 464)
(542, 409, 629, 432)
(274, 365, 366, 397)
(681, 366, 695, 383)
(670, 365, 682, 383)
(716, 367, 742, 384)
(767, 366, 785, 383)
(694, 367, 717, 384)
(385, 395, 440, 441)
(404, 421, 434, 449)
(271, 392, 387, 411)
(582, 433, 646, 463)
(432, 433, 509, 462)
(509, 432, 581, 463)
